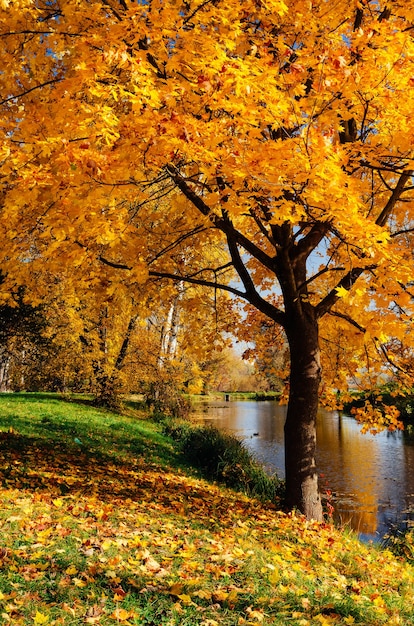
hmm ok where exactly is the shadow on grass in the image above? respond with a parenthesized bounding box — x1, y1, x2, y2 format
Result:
(0, 430, 259, 531)
(0, 395, 182, 471)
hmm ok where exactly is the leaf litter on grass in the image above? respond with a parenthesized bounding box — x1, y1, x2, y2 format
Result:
(0, 399, 414, 625)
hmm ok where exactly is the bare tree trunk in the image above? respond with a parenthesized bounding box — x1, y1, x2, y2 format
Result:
(0, 354, 10, 391)
(284, 313, 323, 521)
(160, 286, 183, 362)
(95, 315, 138, 409)
(114, 315, 138, 371)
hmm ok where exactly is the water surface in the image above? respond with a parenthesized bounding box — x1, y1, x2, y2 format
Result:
(193, 399, 414, 540)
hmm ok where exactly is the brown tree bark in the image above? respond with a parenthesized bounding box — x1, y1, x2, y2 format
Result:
(94, 314, 138, 409)
(284, 312, 323, 521)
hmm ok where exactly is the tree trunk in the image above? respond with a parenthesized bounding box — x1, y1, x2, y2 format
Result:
(94, 373, 121, 409)
(94, 315, 138, 409)
(284, 313, 323, 521)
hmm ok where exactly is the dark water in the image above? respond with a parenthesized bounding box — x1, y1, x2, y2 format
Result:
(193, 399, 414, 541)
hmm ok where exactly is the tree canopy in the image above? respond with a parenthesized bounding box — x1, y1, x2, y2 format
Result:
(1, 0, 413, 518)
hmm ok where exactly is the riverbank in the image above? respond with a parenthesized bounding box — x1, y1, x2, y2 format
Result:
(190, 391, 282, 402)
(196, 390, 414, 422)
(0, 393, 414, 625)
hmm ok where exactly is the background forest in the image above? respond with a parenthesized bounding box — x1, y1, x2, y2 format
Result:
(0, 275, 284, 405)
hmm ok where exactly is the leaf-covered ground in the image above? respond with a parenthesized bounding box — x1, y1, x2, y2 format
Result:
(0, 395, 413, 625)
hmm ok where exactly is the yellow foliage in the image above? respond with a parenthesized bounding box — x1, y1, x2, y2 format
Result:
(351, 402, 404, 435)
(1, 0, 414, 500)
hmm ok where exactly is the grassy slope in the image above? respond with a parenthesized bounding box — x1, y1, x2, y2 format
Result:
(0, 394, 413, 625)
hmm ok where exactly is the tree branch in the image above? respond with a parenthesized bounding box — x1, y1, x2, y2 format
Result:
(376, 170, 413, 227)
(224, 218, 257, 298)
(315, 266, 369, 319)
(315, 172, 412, 318)
(291, 222, 330, 267)
(0, 30, 82, 37)
(376, 341, 410, 376)
(0, 78, 63, 106)
(165, 163, 211, 216)
(390, 227, 414, 238)
(183, 0, 216, 24)
(297, 265, 345, 291)
(114, 315, 138, 371)
(148, 225, 210, 265)
(327, 310, 366, 333)
(148, 269, 247, 298)
(166, 163, 277, 273)
(98, 255, 131, 270)
(150, 267, 286, 326)
(222, 219, 276, 273)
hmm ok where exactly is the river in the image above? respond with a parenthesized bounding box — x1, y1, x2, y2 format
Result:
(193, 399, 414, 541)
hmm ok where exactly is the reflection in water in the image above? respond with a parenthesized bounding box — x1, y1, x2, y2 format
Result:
(194, 400, 414, 540)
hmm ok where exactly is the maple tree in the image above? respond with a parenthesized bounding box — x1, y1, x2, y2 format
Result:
(1, 0, 414, 520)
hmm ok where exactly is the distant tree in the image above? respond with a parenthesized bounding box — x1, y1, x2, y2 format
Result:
(0, 283, 52, 391)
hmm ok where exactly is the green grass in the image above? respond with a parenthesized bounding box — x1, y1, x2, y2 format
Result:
(0, 393, 413, 625)
(0, 392, 182, 469)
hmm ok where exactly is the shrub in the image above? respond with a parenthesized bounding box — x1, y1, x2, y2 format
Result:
(163, 420, 284, 503)
(382, 526, 414, 564)
(145, 382, 192, 419)
(161, 417, 192, 441)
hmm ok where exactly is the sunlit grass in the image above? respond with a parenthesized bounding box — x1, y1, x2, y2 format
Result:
(0, 393, 413, 625)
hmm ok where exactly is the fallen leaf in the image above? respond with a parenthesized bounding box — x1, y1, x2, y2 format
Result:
(110, 607, 133, 621)
(144, 555, 161, 572)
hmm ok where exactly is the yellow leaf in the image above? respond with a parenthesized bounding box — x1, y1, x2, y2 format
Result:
(33, 612, 49, 625)
(314, 615, 335, 625)
(212, 589, 228, 602)
(373, 595, 386, 609)
(301, 597, 311, 609)
(169, 583, 184, 596)
(114, 593, 125, 602)
(110, 608, 133, 621)
(268, 569, 280, 584)
(193, 589, 212, 600)
(227, 589, 239, 606)
(246, 607, 265, 622)
(177, 593, 193, 605)
(335, 285, 349, 299)
(35, 562, 49, 571)
(65, 565, 78, 575)
(144, 555, 161, 572)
